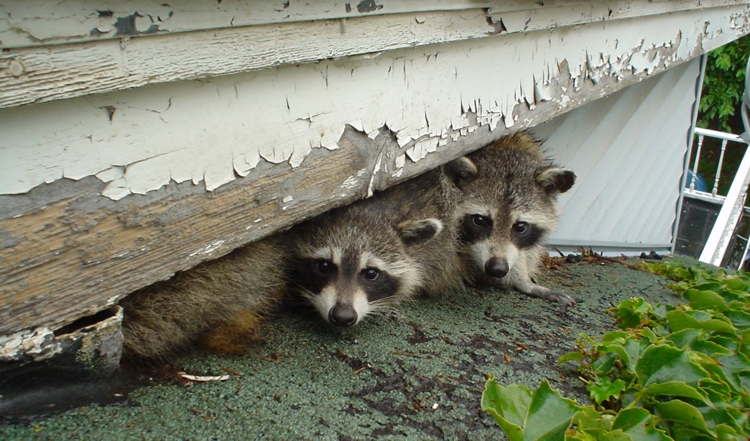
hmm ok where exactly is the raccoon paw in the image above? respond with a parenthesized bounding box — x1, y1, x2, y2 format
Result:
(550, 290, 576, 314)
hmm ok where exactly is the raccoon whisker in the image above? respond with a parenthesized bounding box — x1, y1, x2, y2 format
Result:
(366, 305, 402, 328)
(369, 296, 404, 310)
(291, 284, 317, 302)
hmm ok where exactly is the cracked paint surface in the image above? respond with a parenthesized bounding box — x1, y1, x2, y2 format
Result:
(0, 7, 747, 200)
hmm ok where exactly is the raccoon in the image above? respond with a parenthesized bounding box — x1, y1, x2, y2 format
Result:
(120, 236, 287, 359)
(285, 170, 464, 327)
(444, 131, 577, 311)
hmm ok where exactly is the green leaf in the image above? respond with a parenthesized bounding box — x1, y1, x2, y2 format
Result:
(639, 381, 710, 405)
(558, 352, 585, 364)
(598, 431, 635, 441)
(569, 406, 613, 438)
(640, 327, 659, 344)
(718, 353, 750, 375)
(611, 408, 672, 441)
(615, 298, 652, 329)
(655, 400, 710, 434)
(526, 380, 582, 441)
(715, 354, 750, 395)
(666, 310, 736, 335)
(702, 363, 745, 396)
(481, 377, 529, 441)
(685, 289, 728, 312)
(592, 352, 618, 376)
(708, 335, 738, 352)
(714, 424, 742, 441)
(620, 337, 648, 372)
(635, 345, 709, 387)
(602, 330, 630, 343)
(722, 277, 750, 292)
(700, 406, 745, 435)
(482, 379, 581, 441)
(699, 378, 733, 402)
(588, 377, 626, 405)
(691, 282, 727, 294)
(667, 329, 700, 348)
(725, 310, 750, 330)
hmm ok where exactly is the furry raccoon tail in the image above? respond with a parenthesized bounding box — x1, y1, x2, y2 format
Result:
(198, 310, 266, 355)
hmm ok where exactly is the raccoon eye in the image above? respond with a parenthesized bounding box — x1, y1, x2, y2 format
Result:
(362, 268, 380, 281)
(315, 259, 335, 275)
(471, 215, 488, 227)
(512, 222, 529, 235)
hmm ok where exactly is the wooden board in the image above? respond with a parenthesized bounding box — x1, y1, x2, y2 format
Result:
(1, 0, 748, 109)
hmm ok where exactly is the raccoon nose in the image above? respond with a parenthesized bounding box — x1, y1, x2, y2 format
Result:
(485, 257, 509, 278)
(329, 304, 358, 327)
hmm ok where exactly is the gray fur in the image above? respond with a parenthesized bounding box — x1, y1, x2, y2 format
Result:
(286, 167, 464, 326)
(448, 131, 577, 312)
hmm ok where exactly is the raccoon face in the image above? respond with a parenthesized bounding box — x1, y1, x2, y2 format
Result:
(297, 249, 405, 327)
(290, 217, 442, 327)
(457, 202, 550, 280)
(444, 135, 575, 283)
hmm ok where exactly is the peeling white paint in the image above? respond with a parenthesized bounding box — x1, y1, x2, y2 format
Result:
(406, 137, 440, 163)
(0, 327, 60, 362)
(0, 7, 747, 198)
(341, 176, 359, 190)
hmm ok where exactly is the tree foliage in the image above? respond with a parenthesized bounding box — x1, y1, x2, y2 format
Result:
(698, 34, 750, 133)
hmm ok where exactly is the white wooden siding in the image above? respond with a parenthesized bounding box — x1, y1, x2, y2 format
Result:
(1, 6, 744, 200)
(539, 58, 700, 253)
(1, 1, 748, 108)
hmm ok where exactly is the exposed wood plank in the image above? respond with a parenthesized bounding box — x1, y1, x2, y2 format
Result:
(2, 1, 749, 109)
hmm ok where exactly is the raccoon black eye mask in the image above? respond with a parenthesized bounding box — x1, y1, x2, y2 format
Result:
(286, 198, 448, 327)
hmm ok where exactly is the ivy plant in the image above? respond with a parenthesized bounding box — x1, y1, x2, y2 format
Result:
(481, 260, 750, 440)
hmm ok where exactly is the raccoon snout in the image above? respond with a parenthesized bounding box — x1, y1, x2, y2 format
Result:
(485, 257, 509, 278)
(328, 303, 358, 327)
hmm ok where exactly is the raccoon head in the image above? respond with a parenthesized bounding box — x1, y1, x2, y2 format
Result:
(290, 217, 442, 327)
(446, 134, 575, 282)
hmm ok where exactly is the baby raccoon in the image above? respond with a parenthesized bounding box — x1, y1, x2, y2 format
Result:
(120, 236, 287, 360)
(285, 170, 464, 327)
(445, 131, 577, 311)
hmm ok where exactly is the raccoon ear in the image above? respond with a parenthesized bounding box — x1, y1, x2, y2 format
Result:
(537, 167, 576, 195)
(442, 157, 478, 187)
(397, 218, 443, 246)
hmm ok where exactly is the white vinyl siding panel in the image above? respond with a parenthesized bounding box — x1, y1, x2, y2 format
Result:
(541, 58, 700, 252)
